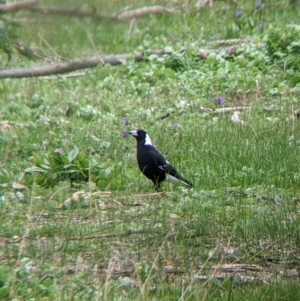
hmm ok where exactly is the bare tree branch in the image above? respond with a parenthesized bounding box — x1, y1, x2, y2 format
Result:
(28, 5, 176, 21)
(215, 106, 250, 114)
(0, 46, 241, 79)
(0, 2, 177, 21)
(28, 5, 115, 20)
(0, 54, 129, 78)
(116, 6, 176, 20)
(195, 0, 237, 9)
(0, 0, 39, 12)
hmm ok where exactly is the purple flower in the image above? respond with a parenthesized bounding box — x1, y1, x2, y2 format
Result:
(25, 277, 31, 283)
(54, 148, 63, 155)
(235, 10, 243, 17)
(259, 23, 264, 30)
(173, 122, 179, 130)
(256, 1, 262, 8)
(120, 118, 129, 126)
(216, 96, 225, 105)
(121, 130, 128, 138)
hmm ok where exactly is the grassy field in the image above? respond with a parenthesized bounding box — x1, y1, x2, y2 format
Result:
(1, 0, 300, 300)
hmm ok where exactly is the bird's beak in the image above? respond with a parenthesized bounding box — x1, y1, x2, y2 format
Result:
(127, 130, 138, 137)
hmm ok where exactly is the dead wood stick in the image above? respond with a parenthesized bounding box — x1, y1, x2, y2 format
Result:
(158, 107, 213, 120)
(28, 5, 115, 20)
(0, 46, 241, 79)
(117, 192, 166, 200)
(116, 6, 176, 19)
(0, 54, 132, 78)
(195, 0, 237, 9)
(215, 106, 251, 114)
(70, 229, 155, 240)
(212, 38, 253, 46)
(0, 0, 39, 12)
(28, 5, 176, 21)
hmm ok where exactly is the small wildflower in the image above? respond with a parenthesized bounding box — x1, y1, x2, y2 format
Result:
(25, 277, 31, 283)
(54, 148, 63, 155)
(120, 118, 129, 126)
(121, 130, 128, 138)
(256, 1, 262, 8)
(259, 23, 264, 30)
(235, 10, 243, 17)
(216, 96, 225, 105)
(173, 122, 179, 130)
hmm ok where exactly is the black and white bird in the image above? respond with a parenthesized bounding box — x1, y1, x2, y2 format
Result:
(127, 129, 192, 190)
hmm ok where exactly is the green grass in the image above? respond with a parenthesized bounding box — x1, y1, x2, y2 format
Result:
(1, 0, 300, 300)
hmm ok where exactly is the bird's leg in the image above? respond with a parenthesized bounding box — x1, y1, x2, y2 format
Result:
(154, 182, 161, 192)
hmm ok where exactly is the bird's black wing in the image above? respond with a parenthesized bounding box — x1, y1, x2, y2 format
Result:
(148, 148, 192, 187)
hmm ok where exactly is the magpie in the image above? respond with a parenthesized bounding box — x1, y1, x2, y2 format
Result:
(127, 129, 192, 190)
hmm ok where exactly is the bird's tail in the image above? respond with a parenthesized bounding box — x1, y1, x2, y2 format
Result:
(165, 173, 192, 188)
(166, 164, 193, 188)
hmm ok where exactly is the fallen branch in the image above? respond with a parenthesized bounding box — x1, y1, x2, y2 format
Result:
(215, 106, 251, 114)
(0, 46, 241, 78)
(0, 120, 22, 131)
(0, 54, 131, 78)
(209, 264, 263, 272)
(28, 5, 176, 21)
(158, 106, 250, 120)
(199, 45, 238, 59)
(195, 0, 237, 9)
(70, 229, 157, 241)
(212, 38, 253, 46)
(117, 192, 166, 200)
(158, 107, 213, 120)
(58, 190, 111, 209)
(116, 6, 176, 20)
(0, 0, 39, 12)
(28, 5, 115, 20)
(41, 72, 86, 80)
(194, 274, 264, 286)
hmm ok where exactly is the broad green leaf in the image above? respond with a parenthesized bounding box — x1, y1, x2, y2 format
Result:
(67, 146, 79, 162)
(24, 167, 47, 173)
(40, 164, 50, 170)
(34, 155, 44, 167)
(59, 155, 69, 165)
(14, 42, 36, 60)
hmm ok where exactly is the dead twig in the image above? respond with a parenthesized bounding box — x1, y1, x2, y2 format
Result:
(203, 264, 263, 272)
(28, 5, 115, 20)
(195, 0, 237, 9)
(58, 190, 111, 209)
(0, 46, 244, 79)
(0, 54, 131, 78)
(212, 38, 254, 46)
(199, 46, 239, 59)
(158, 107, 212, 120)
(116, 6, 176, 19)
(0, 120, 21, 131)
(117, 192, 166, 200)
(41, 72, 86, 80)
(28, 5, 176, 21)
(0, 0, 39, 12)
(70, 229, 156, 241)
(215, 106, 251, 114)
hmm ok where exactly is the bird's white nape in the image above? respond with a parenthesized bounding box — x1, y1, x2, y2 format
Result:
(144, 134, 153, 146)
